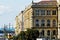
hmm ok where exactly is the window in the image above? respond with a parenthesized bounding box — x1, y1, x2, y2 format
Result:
(47, 10, 51, 15)
(47, 20, 50, 27)
(35, 19, 39, 26)
(52, 10, 56, 15)
(59, 5, 60, 7)
(47, 30, 50, 36)
(41, 19, 45, 27)
(41, 10, 45, 15)
(46, 37, 50, 40)
(41, 30, 44, 36)
(52, 37, 55, 40)
(53, 20, 56, 27)
(53, 30, 56, 35)
(35, 9, 39, 16)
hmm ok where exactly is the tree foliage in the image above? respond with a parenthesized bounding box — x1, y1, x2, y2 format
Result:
(13, 29, 39, 40)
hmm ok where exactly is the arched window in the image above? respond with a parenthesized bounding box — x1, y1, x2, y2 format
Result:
(41, 19, 45, 27)
(47, 20, 50, 27)
(47, 30, 50, 36)
(35, 19, 39, 26)
(53, 20, 56, 27)
(53, 30, 56, 35)
(41, 30, 44, 36)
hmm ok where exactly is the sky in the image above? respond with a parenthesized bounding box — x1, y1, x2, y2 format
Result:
(0, 0, 41, 29)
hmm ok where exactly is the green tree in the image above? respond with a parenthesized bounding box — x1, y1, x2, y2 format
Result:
(13, 29, 39, 40)
(25, 29, 39, 40)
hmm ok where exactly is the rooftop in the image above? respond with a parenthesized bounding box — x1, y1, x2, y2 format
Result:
(32, 1, 57, 5)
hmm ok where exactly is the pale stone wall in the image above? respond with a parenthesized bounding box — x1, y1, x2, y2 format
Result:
(23, 8, 33, 31)
(58, 0, 60, 39)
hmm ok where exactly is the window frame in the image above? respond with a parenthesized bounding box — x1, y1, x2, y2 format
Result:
(35, 19, 39, 27)
(41, 10, 45, 15)
(41, 19, 45, 27)
(52, 10, 56, 15)
(47, 20, 50, 27)
(35, 9, 39, 16)
(53, 19, 56, 27)
(47, 10, 51, 15)
(47, 30, 50, 36)
(53, 30, 56, 35)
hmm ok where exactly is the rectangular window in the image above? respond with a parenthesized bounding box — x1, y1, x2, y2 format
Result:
(41, 24, 45, 27)
(41, 10, 45, 15)
(36, 24, 39, 27)
(35, 9, 39, 16)
(52, 10, 56, 15)
(47, 10, 51, 15)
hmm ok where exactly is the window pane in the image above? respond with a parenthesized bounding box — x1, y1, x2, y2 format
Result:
(47, 10, 51, 15)
(53, 30, 56, 35)
(41, 10, 45, 15)
(52, 37, 55, 40)
(52, 10, 56, 15)
(35, 9, 39, 16)
(35, 19, 39, 27)
(36, 24, 39, 26)
(47, 30, 50, 36)
(41, 20, 45, 27)
(53, 20, 56, 27)
(35, 19, 39, 23)
(47, 20, 50, 27)
(41, 30, 44, 36)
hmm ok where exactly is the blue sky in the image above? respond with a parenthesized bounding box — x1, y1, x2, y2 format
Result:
(0, 0, 41, 28)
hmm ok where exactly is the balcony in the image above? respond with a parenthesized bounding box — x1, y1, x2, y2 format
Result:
(31, 26, 58, 29)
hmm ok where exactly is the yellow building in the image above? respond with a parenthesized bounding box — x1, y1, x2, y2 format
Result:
(23, 0, 58, 40)
(15, 0, 60, 40)
(15, 11, 24, 35)
(58, 0, 60, 39)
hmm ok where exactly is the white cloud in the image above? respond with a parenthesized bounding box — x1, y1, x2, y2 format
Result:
(0, 5, 13, 14)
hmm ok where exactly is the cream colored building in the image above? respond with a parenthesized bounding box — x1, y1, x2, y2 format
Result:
(15, 11, 24, 35)
(58, 0, 60, 39)
(23, 0, 58, 40)
(15, 0, 60, 40)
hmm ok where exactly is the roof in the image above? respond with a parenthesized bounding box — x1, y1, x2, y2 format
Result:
(33, 1, 57, 6)
(42, 0, 56, 1)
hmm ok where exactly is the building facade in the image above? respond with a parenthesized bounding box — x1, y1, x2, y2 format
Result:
(15, 0, 60, 40)
(15, 11, 24, 35)
(23, 1, 58, 40)
(58, 0, 60, 39)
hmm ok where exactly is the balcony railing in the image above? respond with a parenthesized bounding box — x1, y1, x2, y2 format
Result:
(31, 26, 58, 29)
